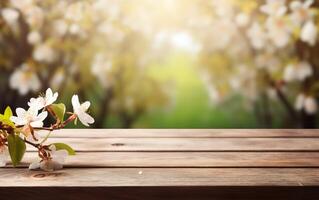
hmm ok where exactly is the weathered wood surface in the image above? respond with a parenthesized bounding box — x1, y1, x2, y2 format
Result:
(38, 129, 319, 138)
(25, 137, 319, 151)
(7, 152, 319, 167)
(1, 168, 319, 186)
(2, 129, 319, 200)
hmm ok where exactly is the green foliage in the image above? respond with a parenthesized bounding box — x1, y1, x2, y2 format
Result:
(7, 134, 26, 167)
(52, 143, 76, 155)
(50, 103, 66, 122)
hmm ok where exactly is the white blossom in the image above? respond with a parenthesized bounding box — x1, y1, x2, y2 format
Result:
(295, 94, 318, 114)
(29, 145, 68, 172)
(1, 8, 19, 27)
(64, 2, 87, 22)
(283, 61, 313, 82)
(289, 0, 314, 26)
(72, 95, 94, 126)
(28, 88, 58, 110)
(266, 17, 291, 48)
(33, 44, 57, 63)
(235, 12, 250, 27)
(27, 31, 42, 45)
(50, 68, 65, 90)
(52, 19, 68, 37)
(24, 6, 44, 28)
(295, 93, 305, 111)
(91, 54, 113, 88)
(260, 0, 287, 17)
(9, 0, 34, 12)
(10, 107, 47, 127)
(9, 64, 41, 95)
(247, 22, 268, 50)
(301, 20, 318, 46)
(304, 96, 318, 114)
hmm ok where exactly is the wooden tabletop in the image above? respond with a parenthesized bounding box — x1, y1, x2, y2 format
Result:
(1, 129, 319, 200)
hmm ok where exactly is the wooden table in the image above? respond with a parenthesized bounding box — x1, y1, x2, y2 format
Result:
(1, 129, 319, 200)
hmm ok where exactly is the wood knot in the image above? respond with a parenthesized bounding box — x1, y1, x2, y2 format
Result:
(111, 143, 124, 146)
(32, 172, 64, 178)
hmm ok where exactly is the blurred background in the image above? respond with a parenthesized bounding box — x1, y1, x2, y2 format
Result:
(0, 0, 319, 128)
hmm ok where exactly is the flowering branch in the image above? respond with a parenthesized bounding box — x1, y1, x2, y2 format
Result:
(0, 88, 94, 171)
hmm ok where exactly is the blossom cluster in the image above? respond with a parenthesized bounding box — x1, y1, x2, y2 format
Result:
(1, 0, 169, 129)
(195, 0, 319, 124)
(0, 88, 94, 171)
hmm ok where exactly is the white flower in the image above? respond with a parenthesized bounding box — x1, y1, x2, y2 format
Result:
(260, 0, 287, 17)
(33, 44, 57, 63)
(24, 6, 44, 28)
(10, 107, 47, 127)
(29, 145, 68, 172)
(9, 64, 41, 96)
(283, 61, 313, 82)
(72, 95, 94, 126)
(301, 20, 317, 46)
(283, 64, 296, 82)
(295, 94, 318, 114)
(9, 0, 34, 11)
(52, 19, 68, 37)
(295, 62, 313, 80)
(27, 31, 42, 45)
(91, 53, 113, 88)
(235, 12, 250, 27)
(266, 17, 291, 48)
(295, 93, 306, 111)
(305, 96, 318, 114)
(0, 145, 8, 167)
(289, 0, 314, 26)
(28, 88, 58, 110)
(247, 22, 268, 50)
(1, 8, 19, 27)
(50, 68, 65, 90)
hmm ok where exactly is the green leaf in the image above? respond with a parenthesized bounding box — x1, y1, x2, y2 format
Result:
(0, 106, 15, 127)
(52, 143, 76, 155)
(4, 106, 12, 118)
(50, 103, 66, 121)
(7, 134, 26, 167)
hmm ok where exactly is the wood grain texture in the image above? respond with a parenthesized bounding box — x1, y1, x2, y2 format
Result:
(38, 129, 319, 138)
(8, 152, 319, 168)
(25, 137, 319, 152)
(1, 168, 319, 186)
(4, 129, 319, 199)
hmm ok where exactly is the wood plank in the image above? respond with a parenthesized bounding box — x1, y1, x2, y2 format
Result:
(1, 168, 319, 186)
(26, 137, 319, 152)
(9, 152, 319, 168)
(38, 129, 319, 138)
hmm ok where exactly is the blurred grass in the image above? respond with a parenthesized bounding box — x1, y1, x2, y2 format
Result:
(130, 53, 260, 128)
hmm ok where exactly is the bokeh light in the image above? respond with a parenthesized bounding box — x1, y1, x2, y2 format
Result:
(1, 0, 319, 128)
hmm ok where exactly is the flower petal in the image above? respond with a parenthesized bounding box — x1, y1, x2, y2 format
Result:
(71, 95, 81, 110)
(78, 112, 94, 127)
(29, 161, 40, 170)
(16, 108, 26, 117)
(81, 101, 91, 110)
(30, 121, 43, 128)
(46, 88, 53, 99)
